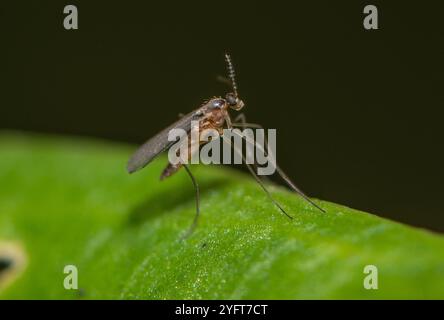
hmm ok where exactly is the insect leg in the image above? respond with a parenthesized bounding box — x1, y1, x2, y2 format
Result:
(233, 113, 246, 124)
(232, 114, 267, 129)
(232, 122, 263, 129)
(230, 114, 271, 182)
(230, 120, 325, 213)
(181, 164, 200, 239)
(222, 134, 293, 219)
(274, 164, 325, 213)
(232, 113, 265, 130)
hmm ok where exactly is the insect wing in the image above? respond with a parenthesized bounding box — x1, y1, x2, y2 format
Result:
(127, 110, 202, 173)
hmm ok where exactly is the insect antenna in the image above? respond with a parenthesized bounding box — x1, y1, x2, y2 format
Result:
(224, 53, 238, 97)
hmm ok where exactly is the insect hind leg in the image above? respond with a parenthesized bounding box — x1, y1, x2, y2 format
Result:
(180, 164, 200, 240)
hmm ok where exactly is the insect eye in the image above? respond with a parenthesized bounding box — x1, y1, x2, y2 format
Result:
(225, 93, 237, 106)
(211, 99, 224, 109)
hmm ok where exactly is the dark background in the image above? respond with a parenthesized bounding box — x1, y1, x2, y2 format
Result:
(1, 1, 443, 232)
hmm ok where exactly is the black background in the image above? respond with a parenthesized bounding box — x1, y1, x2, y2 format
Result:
(1, 1, 443, 232)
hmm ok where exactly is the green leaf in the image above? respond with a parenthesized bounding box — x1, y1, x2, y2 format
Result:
(0, 132, 443, 299)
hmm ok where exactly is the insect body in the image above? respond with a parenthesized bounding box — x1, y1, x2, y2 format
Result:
(127, 54, 324, 238)
(159, 94, 242, 180)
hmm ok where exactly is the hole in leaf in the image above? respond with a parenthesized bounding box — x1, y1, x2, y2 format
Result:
(0, 257, 13, 273)
(0, 242, 27, 292)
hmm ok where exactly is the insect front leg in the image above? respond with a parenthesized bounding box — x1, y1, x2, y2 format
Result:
(228, 114, 271, 182)
(229, 126, 325, 213)
(221, 133, 293, 219)
(233, 113, 246, 125)
(231, 113, 264, 129)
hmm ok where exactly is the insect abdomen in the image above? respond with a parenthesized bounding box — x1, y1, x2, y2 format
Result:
(160, 162, 182, 180)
